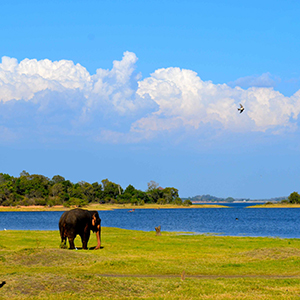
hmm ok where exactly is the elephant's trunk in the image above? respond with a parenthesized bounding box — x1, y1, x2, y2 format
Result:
(95, 224, 101, 250)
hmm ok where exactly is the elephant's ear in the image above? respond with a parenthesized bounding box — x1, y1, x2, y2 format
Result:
(92, 214, 96, 227)
(92, 212, 100, 227)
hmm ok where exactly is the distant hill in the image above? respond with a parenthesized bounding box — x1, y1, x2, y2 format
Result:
(183, 194, 287, 203)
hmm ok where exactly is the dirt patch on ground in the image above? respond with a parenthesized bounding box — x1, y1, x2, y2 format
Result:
(5, 248, 98, 267)
(241, 247, 300, 260)
(3, 274, 86, 296)
(96, 273, 300, 279)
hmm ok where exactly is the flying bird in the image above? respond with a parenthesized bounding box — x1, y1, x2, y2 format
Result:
(238, 104, 244, 113)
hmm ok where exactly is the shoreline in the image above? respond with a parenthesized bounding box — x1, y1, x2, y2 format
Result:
(1, 202, 299, 211)
(0, 203, 228, 212)
(250, 203, 300, 208)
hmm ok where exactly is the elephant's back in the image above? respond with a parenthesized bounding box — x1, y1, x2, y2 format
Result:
(59, 211, 69, 228)
(60, 209, 90, 226)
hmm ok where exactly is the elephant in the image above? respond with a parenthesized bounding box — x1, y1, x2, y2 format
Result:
(59, 208, 101, 250)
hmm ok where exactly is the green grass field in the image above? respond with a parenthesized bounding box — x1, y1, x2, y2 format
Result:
(1, 228, 300, 299)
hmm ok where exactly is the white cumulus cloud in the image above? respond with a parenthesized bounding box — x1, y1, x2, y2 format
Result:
(0, 56, 91, 102)
(0, 52, 300, 145)
(134, 67, 300, 134)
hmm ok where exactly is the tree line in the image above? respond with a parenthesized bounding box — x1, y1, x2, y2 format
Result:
(0, 171, 192, 207)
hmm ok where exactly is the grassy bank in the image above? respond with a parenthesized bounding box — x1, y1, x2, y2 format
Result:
(1, 228, 300, 299)
(0, 203, 227, 212)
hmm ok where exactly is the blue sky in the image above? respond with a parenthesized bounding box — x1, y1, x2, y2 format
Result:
(1, 0, 300, 199)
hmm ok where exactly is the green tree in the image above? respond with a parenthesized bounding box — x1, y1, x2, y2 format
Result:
(92, 182, 104, 202)
(163, 187, 179, 204)
(124, 184, 136, 195)
(146, 181, 161, 203)
(288, 191, 300, 204)
(225, 197, 235, 202)
(0, 173, 13, 184)
(15, 173, 50, 199)
(102, 179, 122, 201)
(147, 188, 162, 203)
(70, 183, 85, 200)
(135, 190, 150, 203)
(20, 170, 30, 177)
(79, 181, 95, 203)
(50, 183, 64, 197)
(61, 180, 73, 192)
(51, 175, 65, 184)
(147, 180, 159, 192)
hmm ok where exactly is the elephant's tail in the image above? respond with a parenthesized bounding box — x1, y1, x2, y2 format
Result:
(59, 223, 67, 241)
(59, 224, 68, 249)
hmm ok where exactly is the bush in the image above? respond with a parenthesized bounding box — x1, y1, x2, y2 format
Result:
(35, 198, 47, 206)
(108, 198, 116, 204)
(130, 198, 139, 206)
(183, 199, 192, 206)
(2, 199, 17, 206)
(280, 199, 289, 204)
(138, 200, 145, 206)
(63, 201, 71, 208)
(157, 198, 167, 205)
(172, 198, 183, 205)
(68, 197, 88, 207)
(19, 197, 36, 206)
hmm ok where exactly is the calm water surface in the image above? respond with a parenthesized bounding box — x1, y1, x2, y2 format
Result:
(1, 203, 300, 238)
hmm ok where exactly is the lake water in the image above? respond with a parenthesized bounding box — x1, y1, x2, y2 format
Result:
(1, 203, 300, 238)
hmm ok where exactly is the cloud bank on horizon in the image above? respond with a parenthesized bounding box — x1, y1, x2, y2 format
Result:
(1, 51, 300, 145)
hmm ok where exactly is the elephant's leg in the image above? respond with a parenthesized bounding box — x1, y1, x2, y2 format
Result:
(59, 227, 68, 248)
(81, 237, 87, 249)
(68, 236, 76, 249)
(81, 230, 90, 250)
(60, 232, 65, 244)
(61, 236, 67, 247)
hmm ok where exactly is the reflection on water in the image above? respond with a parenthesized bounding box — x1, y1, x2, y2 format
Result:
(1, 203, 300, 238)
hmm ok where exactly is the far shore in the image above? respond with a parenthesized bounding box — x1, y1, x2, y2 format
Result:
(1, 202, 299, 212)
(249, 203, 300, 208)
(0, 203, 228, 212)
